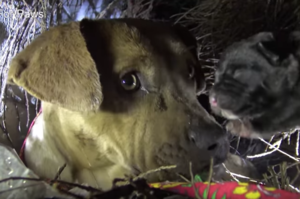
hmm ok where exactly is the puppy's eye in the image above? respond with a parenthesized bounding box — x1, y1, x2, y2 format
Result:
(120, 72, 140, 91)
(188, 64, 195, 79)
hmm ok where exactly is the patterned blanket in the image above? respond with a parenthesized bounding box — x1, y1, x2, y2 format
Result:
(149, 177, 300, 199)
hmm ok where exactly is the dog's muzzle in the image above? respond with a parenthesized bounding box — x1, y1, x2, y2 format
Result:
(156, 116, 229, 181)
(187, 123, 229, 165)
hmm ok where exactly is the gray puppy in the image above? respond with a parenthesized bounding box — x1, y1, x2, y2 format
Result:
(209, 31, 300, 139)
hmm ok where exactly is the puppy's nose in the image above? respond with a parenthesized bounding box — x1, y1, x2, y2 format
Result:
(209, 92, 218, 107)
(188, 125, 229, 163)
(210, 96, 217, 107)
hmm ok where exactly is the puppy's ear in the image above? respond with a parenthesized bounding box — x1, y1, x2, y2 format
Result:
(171, 23, 206, 94)
(7, 22, 102, 112)
(258, 31, 300, 91)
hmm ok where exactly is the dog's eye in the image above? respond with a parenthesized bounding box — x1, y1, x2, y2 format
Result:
(188, 64, 195, 79)
(120, 72, 140, 91)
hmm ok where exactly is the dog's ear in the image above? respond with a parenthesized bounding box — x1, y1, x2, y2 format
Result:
(171, 23, 206, 94)
(7, 22, 102, 112)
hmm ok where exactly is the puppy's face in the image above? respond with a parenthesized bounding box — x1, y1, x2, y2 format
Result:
(210, 32, 300, 121)
(7, 18, 229, 182)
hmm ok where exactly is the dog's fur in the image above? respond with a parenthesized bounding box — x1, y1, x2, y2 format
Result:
(209, 31, 300, 138)
(7, 18, 231, 190)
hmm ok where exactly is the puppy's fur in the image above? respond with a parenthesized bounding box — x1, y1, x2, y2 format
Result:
(7, 18, 231, 190)
(209, 31, 300, 138)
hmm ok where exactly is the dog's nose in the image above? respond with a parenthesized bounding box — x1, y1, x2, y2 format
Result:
(188, 125, 223, 151)
(188, 124, 229, 163)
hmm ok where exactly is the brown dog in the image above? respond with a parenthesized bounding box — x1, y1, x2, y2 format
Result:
(7, 18, 230, 190)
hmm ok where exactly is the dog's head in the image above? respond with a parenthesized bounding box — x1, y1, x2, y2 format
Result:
(7, 18, 229, 182)
(210, 31, 300, 120)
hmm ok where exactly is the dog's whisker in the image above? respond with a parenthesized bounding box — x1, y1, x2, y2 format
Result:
(141, 86, 150, 94)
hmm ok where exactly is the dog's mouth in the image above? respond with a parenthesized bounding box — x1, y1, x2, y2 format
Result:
(219, 109, 240, 120)
(210, 102, 240, 120)
(210, 92, 268, 121)
(210, 94, 256, 121)
(209, 95, 237, 119)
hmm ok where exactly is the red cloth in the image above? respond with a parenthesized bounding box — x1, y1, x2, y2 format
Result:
(19, 108, 42, 165)
(149, 180, 300, 199)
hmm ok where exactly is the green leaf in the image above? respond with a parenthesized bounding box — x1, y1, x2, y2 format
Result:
(212, 191, 218, 199)
(221, 194, 227, 199)
(203, 188, 208, 199)
(194, 174, 203, 182)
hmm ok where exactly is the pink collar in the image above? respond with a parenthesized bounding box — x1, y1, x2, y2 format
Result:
(19, 108, 42, 165)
